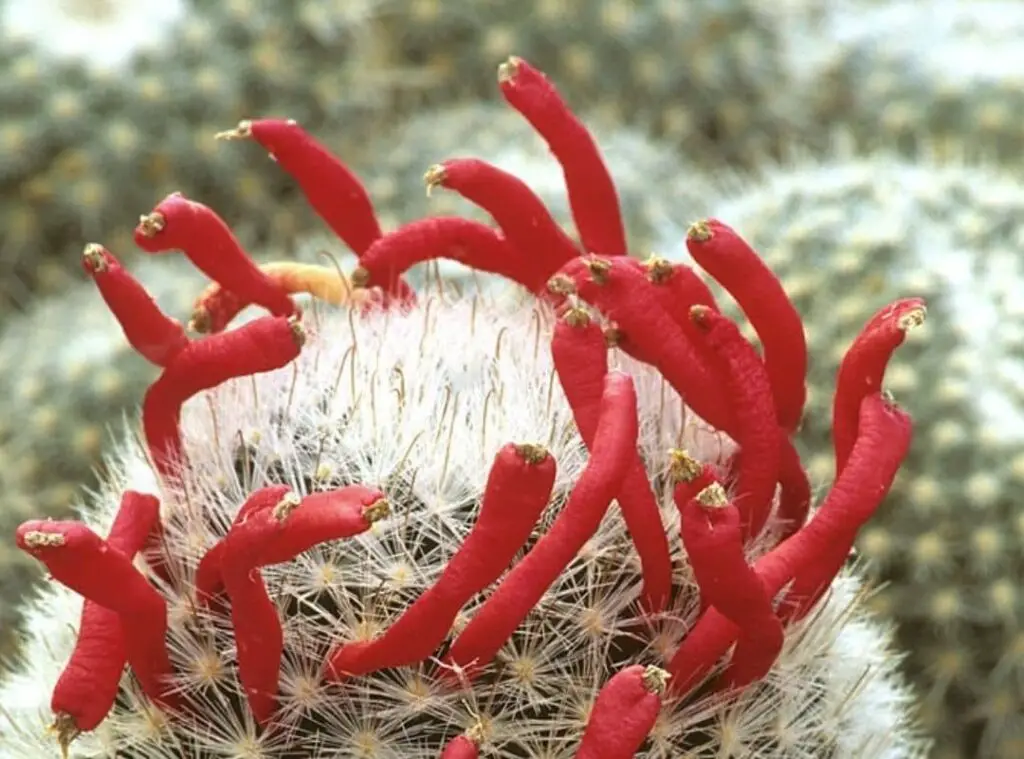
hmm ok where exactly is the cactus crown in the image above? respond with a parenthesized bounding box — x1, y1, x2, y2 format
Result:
(2, 58, 929, 758)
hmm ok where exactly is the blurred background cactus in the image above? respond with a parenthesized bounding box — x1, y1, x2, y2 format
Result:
(783, 1, 1024, 163)
(2, 0, 1023, 756)
(0, 0, 387, 316)
(355, 0, 794, 165)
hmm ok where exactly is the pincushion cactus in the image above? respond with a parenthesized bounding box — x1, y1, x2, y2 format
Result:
(0, 102, 701, 660)
(689, 155, 1024, 758)
(1, 59, 930, 757)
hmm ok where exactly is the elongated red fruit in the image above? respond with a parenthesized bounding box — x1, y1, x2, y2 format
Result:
(498, 57, 627, 257)
(216, 118, 383, 255)
(573, 665, 668, 758)
(551, 306, 673, 613)
(327, 443, 555, 680)
(766, 393, 913, 622)
(82, 244, 188, 367)
(220, 499, 293, 725)
(690, 305, 780, 539)
(774, 434, 812, 541)
(445, 372, 638, 680)
(49, 492, 160, 748)
(194, 485, 294, 606)
(352, 217, 529, 294)
(679, 483, 782, 688)
(552, 256, 735, 435)
(134, 192, 297, 321)
(425, 159, 580, 284)
(687, 219, 808, 433)
(16, 521, 177, 711)
(832, 298, 925, 475)
(667, 392, 911, 695)
(142, 315, 304, 477)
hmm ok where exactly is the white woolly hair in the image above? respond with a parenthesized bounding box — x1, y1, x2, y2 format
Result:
(0, 293, 929, 758)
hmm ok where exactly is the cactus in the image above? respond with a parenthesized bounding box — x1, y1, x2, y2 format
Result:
(0, 105, 703, 660)
(0, 297, 928, 758)
(688, 154, 1024, 759)
(783, 0, 1024, 163)
(0, 59, 931, 757)
(0, 100, 703, 626)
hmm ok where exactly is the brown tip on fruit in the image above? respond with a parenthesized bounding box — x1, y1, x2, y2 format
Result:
(50, 712, 79, 759)
(137, 211, 166, 238)
(81, 243, 107, 273)
(686, 220, 713, 242)
(644, 255, 673, 284)
(23, 530, 66, 549)
(898, 306, 927, 332)
(497, 56, 523, 84)
(696, 483, 729, 509)
(547, 273, 577, 296)
(188, 306, 212, 334)
(583, 256, 611, 284)
(363, 498, 391, 523)
(668, 449, 702, 483)
(351, 266, 371, 289)
(214, 119, 254, 141)
(287, 316, 306, 347)
(423, 164, 447, 196)
(562, 304, 591, 328)
(641, 665, 671, 694)
(514, 443, 550, 465)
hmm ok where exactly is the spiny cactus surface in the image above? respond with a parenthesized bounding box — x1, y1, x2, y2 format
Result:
(1, 295, 928, 758)
(692, 155, 1024, 759)
(1, 58, 930, 758)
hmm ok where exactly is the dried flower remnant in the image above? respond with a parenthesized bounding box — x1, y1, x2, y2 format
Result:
(2, 58, 929, 758)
